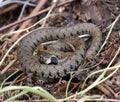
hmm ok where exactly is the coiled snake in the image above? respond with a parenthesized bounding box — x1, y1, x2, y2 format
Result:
(18, 23, 102, 82)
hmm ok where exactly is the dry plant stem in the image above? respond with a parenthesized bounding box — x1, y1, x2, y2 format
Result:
(0, 0, 35, 7)
(87, 58, 104, 69)
(91, 15, 120, 89)
(64, 66, 120, 102)
(41, 0, 58, 27)
(1, 58, 17, 74)
(97, 14, 120, 54)
(91, 47, 120, 84)
(0, 49, 4, 59)
(12, 0, 47, 41)
(0, 70, 20, 88)
(9, 73, 24, 86)
(0, 33, 28, 67)
(0, 13, 59, 40)
(0, 0, 75, 33)
(97, 83, 115, 97)
(0, 14, 58, 67)
(103, 84, 117, 97)
(115, 57, 120, 65)
(66, 45, 120, 102)
(9, 14, 59, 34)
(0, 23, 88, 39)
(5, 75, 26, 86)
(106, 47, 120, 68)
(0, 4, 19, 15)
(10, 0, 31, 33)
(94, 47, 120, 84)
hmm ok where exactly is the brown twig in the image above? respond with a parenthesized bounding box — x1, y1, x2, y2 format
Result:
(41, 0, 58, 27)
(0, 0, 75, 33)
(0, 4, 20, 15)
(1, 58, 17, 74)
(12, 0, 47, 40)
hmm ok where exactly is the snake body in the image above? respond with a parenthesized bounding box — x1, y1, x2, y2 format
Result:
(18, 23, 102, 82)
(38, 37, 83, 64)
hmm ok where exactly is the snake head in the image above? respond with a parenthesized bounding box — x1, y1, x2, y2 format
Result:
(46, 55, 58, 65)
(39, 53, 58, 65)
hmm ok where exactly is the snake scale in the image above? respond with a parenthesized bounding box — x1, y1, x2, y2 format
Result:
(18, 23, 102, 82)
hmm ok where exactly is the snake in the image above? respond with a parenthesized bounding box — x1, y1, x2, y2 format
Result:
(38, 37, 82, 64)
(18, 23, 102, 82)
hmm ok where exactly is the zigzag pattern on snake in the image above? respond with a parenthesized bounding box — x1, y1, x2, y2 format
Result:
(18, 23, 102, 82)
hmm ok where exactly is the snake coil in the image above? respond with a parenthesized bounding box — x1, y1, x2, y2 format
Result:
(18, 23, 102, 82)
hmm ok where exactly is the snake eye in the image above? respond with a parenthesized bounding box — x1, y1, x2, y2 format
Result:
(49, 56, 58, 65)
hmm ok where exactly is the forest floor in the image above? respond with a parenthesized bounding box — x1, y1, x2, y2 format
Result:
(0, 0, 120, 102)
